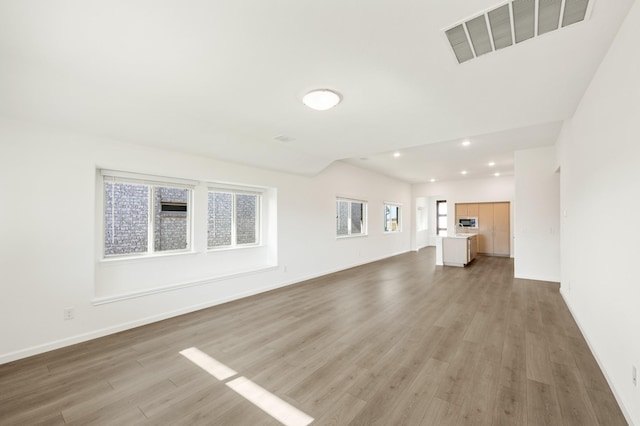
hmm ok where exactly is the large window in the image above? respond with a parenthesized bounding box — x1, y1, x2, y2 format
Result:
(97, 170, 274, 300)
(436, 200, 447, 236)
(336, 198, 367, 237)
(208, 190, 260, 248)
(103, 172, 193, 257)
(384, 204, 401, 232)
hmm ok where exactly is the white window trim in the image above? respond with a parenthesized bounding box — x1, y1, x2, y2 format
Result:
(100, 169, 198, 188)
(336, 197, 368, 238)
(205, 181, 268, 194)
(101, 171, 195, 259)
(384, 202, 402, 233)
(208, 188, 262, 250)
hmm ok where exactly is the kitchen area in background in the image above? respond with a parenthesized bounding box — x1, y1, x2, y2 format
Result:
(436, 201, 510, 267)
(412, 176, 515, 262)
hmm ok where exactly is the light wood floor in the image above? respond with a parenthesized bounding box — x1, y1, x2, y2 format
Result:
(0, 248, 627, 425)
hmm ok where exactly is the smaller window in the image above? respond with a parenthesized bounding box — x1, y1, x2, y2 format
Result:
(336, 198, 367, 237)
(436, 200, 447, 236)
(208, 190, 261, 249)
(384, 204, 402, 233)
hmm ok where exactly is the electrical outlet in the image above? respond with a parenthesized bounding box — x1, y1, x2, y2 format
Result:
(64, 308, 74, 320)
(633, 365, 637, 387)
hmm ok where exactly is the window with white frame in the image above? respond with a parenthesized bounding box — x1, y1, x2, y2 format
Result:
(102, 171, 193, 257)
(384, 203, 401, 232)
(208, 190, 261, 248)
(437, 200, 448, 236)
(336, 198, 367, 237)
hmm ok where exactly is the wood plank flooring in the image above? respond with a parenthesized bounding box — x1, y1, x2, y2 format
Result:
(0, 248, 627, 425)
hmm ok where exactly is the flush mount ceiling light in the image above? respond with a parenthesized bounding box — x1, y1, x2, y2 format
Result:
(462, 140, 471, 147)
(393, 152, 401, 158)
(302, 89, 342, 111)
(494, 172, 501, 177)
(488, 161, 496, 166)
(461, 170, 468, 175)
(430, 178, 436, 182)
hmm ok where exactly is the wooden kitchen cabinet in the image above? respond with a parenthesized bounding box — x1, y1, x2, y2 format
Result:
(455, 203, 478, 217)
(493, 202, 510, 256)
(458, 201, 510, 256)
(478, 203, 494, 254)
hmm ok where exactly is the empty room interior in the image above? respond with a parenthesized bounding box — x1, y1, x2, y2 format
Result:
(1, 0, 640, 425)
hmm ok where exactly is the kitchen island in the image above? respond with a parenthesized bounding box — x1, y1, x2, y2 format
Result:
(435, 233, 478, 267)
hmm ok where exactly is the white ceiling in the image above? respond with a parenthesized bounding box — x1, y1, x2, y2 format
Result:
(343, 121, 564, 183)
(0, 0, 635, 181)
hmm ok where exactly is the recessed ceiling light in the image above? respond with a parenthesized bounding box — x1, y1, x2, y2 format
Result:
(488, 161, 496, 167)
(393, 152, 401, 158)
(462, 140, 471, 147)
(461, 170, 468, 175)
(302, 89, 342, 111)
(494, 172, 501, 177)
(430, 178, 436, 182)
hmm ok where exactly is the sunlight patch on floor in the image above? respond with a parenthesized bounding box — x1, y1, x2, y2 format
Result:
(227, 376, 314, 426)
(180, 347, 314, 426)
(179, 347, 237, 380)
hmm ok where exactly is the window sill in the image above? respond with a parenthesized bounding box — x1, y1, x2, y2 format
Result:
(100, 249, 197, 264)
(384, 230, 402, 234)
(336, 234, 368, 239)
(92, 264, 278, 305)
(207, 244, 264, 253)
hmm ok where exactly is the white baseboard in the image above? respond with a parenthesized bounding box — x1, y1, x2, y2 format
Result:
(514, 273, 561, 283)
(274, 249, 411, 288)
(559, 288, 635, 426)
(0, 280, 292, 365)
(0, 249, 411, 365)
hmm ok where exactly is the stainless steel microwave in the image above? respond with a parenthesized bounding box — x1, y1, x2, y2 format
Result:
(458, 217, 478, 228)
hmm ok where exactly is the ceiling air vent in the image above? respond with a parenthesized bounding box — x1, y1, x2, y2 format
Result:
(538, 0, 563, 35)
(445, 0, 593, 64)
(513, 0, 535, 43)
(467, 15, 493, 56)
(445, 25, 475, 64)
(488, 5, 513, 50)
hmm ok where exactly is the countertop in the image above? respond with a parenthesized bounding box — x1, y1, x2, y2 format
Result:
(440, 233, 478, 239)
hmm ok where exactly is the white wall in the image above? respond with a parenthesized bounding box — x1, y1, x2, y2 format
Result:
(557, 2, 640, 423)
(0, 118, 412, 363)
(414, 197, 429, 250)
(514, 147, 560, 282)
(412, 176, 515, 256)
